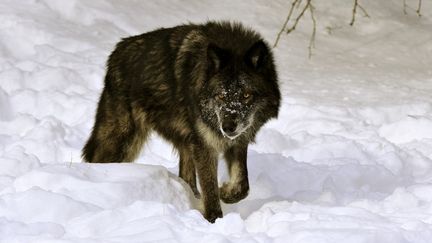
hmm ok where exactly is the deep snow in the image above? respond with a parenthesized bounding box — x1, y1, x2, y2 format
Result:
(1, 0, 432, 242)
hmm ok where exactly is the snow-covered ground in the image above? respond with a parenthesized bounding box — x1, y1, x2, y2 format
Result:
(1, 0, 432, 242)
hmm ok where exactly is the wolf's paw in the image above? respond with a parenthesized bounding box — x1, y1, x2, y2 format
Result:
(204, 207, 223, 223)
(219, 181, 249, 204)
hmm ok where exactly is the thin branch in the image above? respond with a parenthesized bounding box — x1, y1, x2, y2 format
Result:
(350, 0, 358, 26)
(402, 0, 422, 17)
(286, 0, 311, 34)
(274, 0, 426, 57)
(358, 4, 370, 18)
(308, 3, 316, 59)
(295, 0, 303, 9)
(416, 0, 422, 17)
(273, 0, 316, 58)
(350, 0, 369, 26)
(273, 0, 301, 48)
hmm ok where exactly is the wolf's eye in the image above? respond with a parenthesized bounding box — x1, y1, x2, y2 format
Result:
(243, 92, 252, 99)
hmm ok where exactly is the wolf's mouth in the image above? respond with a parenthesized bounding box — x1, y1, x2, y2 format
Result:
(215, 109, 239, 140)
(214, 107, 254, 140)
(220, 129, 241, 140)
(219, 121, 252, 140)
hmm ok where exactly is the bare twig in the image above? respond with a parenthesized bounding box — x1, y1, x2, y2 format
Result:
(402, 0, 422, 17)
(308, 3, 316, 59)
(274, 0, 301, 48)
(273, 0, 316, 58)
(286, 0, 312, 34)
(350, 0, 358, 26)
(417, 0, 422, 17)
(358, 4, 370, 18)
(274, 0, 425, 57)
(350, 0, 369, 26)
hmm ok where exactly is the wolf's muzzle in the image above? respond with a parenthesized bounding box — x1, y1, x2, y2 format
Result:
(222, 120, 237, 136)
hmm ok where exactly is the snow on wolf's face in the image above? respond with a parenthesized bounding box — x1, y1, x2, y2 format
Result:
(212, 80, 256, 140)
(200, 75, 258, 140)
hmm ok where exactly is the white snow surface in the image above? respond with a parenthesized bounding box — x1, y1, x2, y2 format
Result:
(1, 0, 432, 242)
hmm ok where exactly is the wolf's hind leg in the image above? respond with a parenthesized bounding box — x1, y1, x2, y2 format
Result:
(82, 92, 150, 162)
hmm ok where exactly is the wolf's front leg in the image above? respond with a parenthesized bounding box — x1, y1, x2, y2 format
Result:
(193, 144, 222, 223)
(220, 144, 250, 204)
(178, 145, 200, 198)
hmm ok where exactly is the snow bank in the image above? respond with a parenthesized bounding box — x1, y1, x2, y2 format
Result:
(1, 0, 432, 242)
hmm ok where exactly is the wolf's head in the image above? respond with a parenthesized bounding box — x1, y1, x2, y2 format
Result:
(198, 39, 280, 141)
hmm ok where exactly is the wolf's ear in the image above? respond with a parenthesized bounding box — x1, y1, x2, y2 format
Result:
(207, 43, 229, 73)
(245, 41, 269, 69)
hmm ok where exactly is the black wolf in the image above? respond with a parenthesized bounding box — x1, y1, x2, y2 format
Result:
(82, 21, 280, 222)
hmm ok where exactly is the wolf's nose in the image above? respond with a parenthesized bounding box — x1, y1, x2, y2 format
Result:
(222, 121, 237, 134)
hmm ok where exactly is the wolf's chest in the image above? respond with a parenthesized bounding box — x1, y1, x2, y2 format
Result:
(196, 119, 233, 153)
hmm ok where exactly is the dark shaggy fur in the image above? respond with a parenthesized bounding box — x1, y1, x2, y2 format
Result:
(82, 21, 281, 222)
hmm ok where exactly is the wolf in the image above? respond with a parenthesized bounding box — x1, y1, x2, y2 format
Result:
(82, 21, 281, 222)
